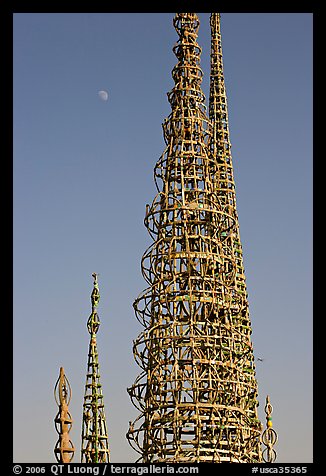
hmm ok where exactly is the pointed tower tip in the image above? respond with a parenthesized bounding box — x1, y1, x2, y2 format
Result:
(90, 273, 100, 311)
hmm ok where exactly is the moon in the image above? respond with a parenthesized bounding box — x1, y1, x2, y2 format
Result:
(98, 90, 108, 102)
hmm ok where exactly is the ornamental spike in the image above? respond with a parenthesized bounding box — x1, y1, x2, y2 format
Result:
(54, 367, 75, 463)
(262, 395, 278, 462)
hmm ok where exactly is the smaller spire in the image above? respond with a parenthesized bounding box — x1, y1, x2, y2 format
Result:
(261, 395, 278, 462)
(54, 367, 75, 463)
(81, 273, 110, 463)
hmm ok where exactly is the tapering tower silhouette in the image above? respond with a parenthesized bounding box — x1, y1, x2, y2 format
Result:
(208, 13, 263, 460)
(81, 273, 110, 463)
(209, 13, 247, 296)
(127, 13, 262, 462)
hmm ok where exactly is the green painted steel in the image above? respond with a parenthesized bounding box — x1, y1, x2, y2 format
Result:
(81, 273, 110, 463)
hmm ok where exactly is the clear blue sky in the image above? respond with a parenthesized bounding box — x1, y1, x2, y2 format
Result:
(13, 13, 313, 463)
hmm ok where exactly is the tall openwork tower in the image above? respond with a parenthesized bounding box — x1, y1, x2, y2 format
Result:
(81, 273, 110, 463)
(209, 12, 264, 458)
(127, 13, 262, 462)
(209, 13, 247, 297)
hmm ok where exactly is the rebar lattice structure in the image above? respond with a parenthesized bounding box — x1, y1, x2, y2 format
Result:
(54, 367, 75, 463)
(81, 273, 110, 463)
(209, 13, 247, 297)
(127, 13, 262, 462)
(208, 12, 263, 459)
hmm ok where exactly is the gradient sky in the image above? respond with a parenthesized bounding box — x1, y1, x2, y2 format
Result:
(13, 13, 313, 463)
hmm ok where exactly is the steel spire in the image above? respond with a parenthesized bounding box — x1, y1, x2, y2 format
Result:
(81, 273, 110, 463)
(127, 12, 265, 463)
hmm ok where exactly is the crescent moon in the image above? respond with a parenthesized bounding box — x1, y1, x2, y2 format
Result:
(98, 90, 108, 101)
